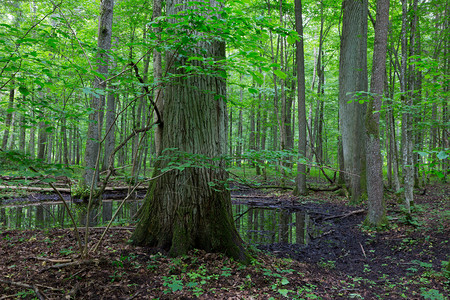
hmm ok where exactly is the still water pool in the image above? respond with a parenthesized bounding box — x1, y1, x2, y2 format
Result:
(0, 200, 317, 245)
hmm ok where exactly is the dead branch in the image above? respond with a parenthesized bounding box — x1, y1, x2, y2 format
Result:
(35, 257, 73, 263)
(323, 209, 365, 221)
(0, 279, 46, 300)
(40, 259, 100, 273)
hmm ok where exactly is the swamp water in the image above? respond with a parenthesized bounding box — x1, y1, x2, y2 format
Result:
(0, 201, 317, 245)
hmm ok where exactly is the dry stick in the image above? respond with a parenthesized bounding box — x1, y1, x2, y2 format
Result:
(359, 242, 367, 259)
(35, 257, 73, 263)
(48, 182, 84, 256)
(0, 279, 46, 300)
(40, 259, 99, 272)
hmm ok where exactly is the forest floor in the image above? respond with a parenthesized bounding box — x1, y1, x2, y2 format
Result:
(0, 181, 449, 299)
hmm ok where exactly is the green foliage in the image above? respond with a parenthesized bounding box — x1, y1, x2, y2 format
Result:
(420, 288, 446, 300)
(162, 275, 184, 294)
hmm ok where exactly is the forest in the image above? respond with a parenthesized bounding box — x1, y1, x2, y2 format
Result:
(0, 0, 449, 298)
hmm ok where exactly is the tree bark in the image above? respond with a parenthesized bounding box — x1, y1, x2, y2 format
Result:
(400, 0, 414, 213)
(2, 86, 15, 150)
(83, 0, 114, 190)
(338, 0, 368, 203)
(131, 0, 249, 262)
(365, 0, 389, 227)
(293, 0, 307, 196)
(153, 0, 164, 156)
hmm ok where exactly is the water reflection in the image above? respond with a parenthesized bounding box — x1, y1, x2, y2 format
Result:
(0, 201, 140, 229)
(233, 203, 316, 245)
(1, 200, 317, 245)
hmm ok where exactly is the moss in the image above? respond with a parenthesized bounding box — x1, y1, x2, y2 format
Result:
(365, 96, 380, 137)
(363, 214, 389, 231)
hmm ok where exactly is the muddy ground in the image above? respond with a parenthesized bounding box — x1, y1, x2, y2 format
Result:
(0, 183, 449, 299)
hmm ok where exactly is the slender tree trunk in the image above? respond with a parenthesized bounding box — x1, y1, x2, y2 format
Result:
(83, 0, 114, 190)
(401, 0, 414, 213)
(236, 84, 244, 167)
(2, 86, 15, 150)
(293, 0, 307, 196)
(61, 117, 69, 165)
(37, 113, 47, 161)
(102, 89, 116, 172)
(365, 0, 389, 227)
(153, 0, 164, 156)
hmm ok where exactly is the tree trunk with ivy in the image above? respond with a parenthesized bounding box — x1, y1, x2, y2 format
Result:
(131, 0, 249, 262)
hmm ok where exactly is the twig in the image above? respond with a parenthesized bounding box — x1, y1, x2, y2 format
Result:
(0, 279, 46, 300)
(91, 170, 171, 253)
(359, 242, 367, 259)
(40, 259, 99, 273)
(234, 208, 253, 221)
(35, 257, 73, 263)
(48, 182, 84, 257)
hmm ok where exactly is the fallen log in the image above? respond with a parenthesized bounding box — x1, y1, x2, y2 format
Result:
(322, 209, 365, 221)
(308, 185, 341, 192)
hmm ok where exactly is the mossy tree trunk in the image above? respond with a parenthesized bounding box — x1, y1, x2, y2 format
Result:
(131, 0, 249, 263)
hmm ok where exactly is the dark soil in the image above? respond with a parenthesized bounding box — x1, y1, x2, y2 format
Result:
(1, 183, 449, 299)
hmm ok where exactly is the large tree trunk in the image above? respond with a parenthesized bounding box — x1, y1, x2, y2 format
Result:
(339, 0, 368, 203)
(131, 0, 249, 262)
(293, 0, 307, 196)
(365, 0, 389, 227)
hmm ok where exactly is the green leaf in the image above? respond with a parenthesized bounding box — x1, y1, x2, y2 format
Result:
(437, 151, 449, 160)
(18, 86, 30, 96)
(287, 34, 299, 44)
(187, 56, 203, 61)
(248, 87, 258, 94)
(278, 289, 289, 296)
(281, 278, 289, 285)
(273, 69, 287, 79)
(416, 151, 429, 157)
